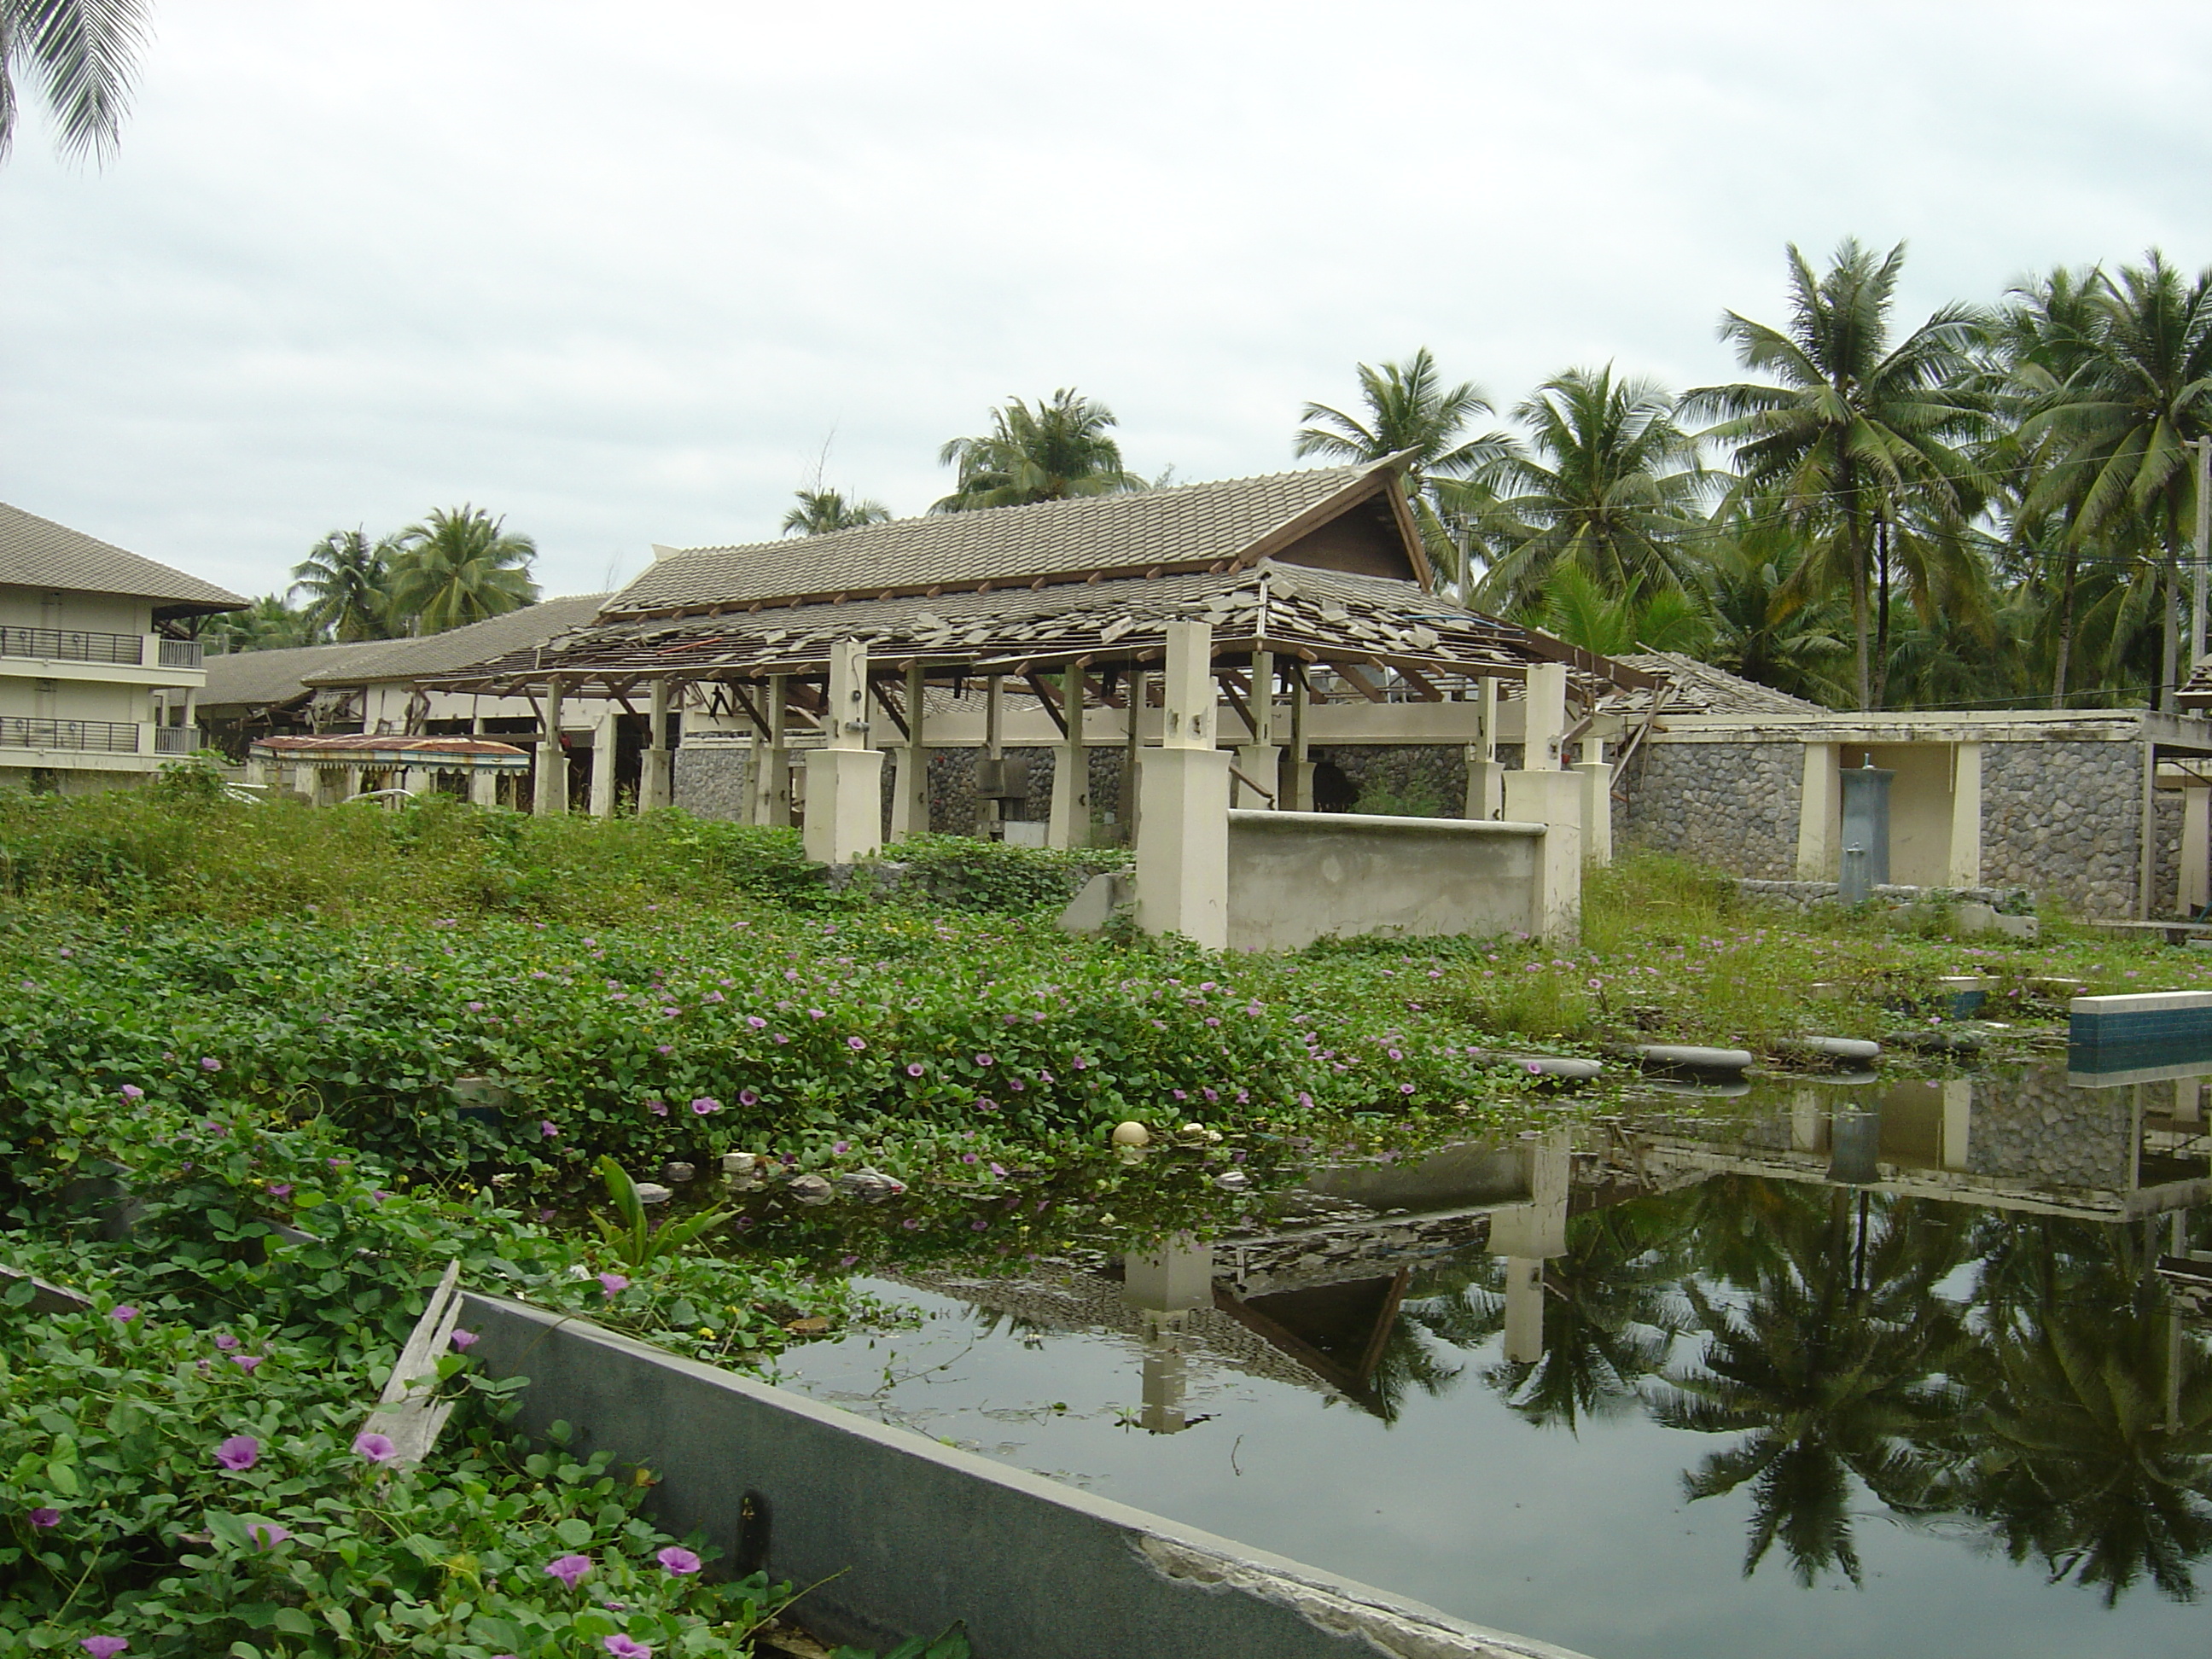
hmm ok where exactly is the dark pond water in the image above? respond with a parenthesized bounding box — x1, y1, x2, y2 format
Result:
(769, 1052, 2212, 1658)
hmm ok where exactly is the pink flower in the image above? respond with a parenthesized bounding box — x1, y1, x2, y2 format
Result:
(119, 1084, 143, 1102)
(846, 1036, 865, 1051)
(597, 1272, 630, 1297)
(266, 1184, 293, 1200)
(1400, 1083, 1416, 1095)
(200, 1057, 221, 1072)
(690, 1097, 721, 1115)
(975, 1052, 994, 1067)
(646, 1098, 668, 1115)
(230, 1354, 264, 1373)
(247, 1522, 290, 1549)
(214, 1435, 259, 1471)
(353, 1431, 396, 1464)
(656, 1545, 702, 1575)
(29, 1507, 59, 1528)
(603, 1638, 652, 1659)
(747, 1015, 767, 1029)
(738, 1088, 760, 1107)
(109, 1305, 138, 1324)
(450, 1329, 479, 1351)
(213, 1332, 240, 1351)
(544, 1552, 594, 1588)
(79, 1638, 128, 1658)
(540, 1121, 561, 1138)
(467, 1001, 485, 1012)
(905, 1062, 925, 1077)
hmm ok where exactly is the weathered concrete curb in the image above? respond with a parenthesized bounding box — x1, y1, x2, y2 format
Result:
(459, 1291, 1592, 1659)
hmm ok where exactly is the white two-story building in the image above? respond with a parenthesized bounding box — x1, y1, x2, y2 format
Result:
(0, 502, 247, 793)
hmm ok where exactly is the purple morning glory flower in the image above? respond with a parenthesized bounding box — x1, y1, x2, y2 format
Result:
(200, 1057, 221, 1072)
(540, 1121, 561, 1138)
(352, 1432, 396, 1464)
(846, 1036, 865, 1051)
(79, 1638, 128, 1658)
(450, 1329, 479, 1351)
(690, 1097, 721, 1115)
(737, 1088, 760, 1107)
(655, 1545, 701, 1575)
(646, 1098, 668, 1115)
(266, 1184, 293, 1200)
(119, 1084, 143, 1101)
(230, 1354, 264, 1374)
(29, 1507, 59, 1528)
(905, 1062, 925, 1077)
(109, 1305, 138, 1324)
(602, 1638, 651, 1659)
(214, 1435, 259, 1471)
(544, 1552, 594, 1588)
(975, 1053, 994, 1067)
(597, 1272, 630, 1297)
(247, 1522, 291, 1550)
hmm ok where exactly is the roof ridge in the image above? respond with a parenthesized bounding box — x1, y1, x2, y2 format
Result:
(665, 461, 1377, 558)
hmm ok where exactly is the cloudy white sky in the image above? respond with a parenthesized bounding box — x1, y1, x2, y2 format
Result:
(3, 1, 2209, 603)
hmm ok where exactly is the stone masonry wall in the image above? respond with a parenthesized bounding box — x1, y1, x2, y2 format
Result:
(1619, 741, 1803, 879)
(1310, 744, 1468, 817)
(1980, 739, 2145, 918)
(672, 748, 749, 821)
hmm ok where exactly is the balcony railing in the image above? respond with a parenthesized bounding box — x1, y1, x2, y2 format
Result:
(0, 626, 146, 667)
(157, 638, 203, 670)
(154, 725, 204, 754)
(0, 718, 141, 753)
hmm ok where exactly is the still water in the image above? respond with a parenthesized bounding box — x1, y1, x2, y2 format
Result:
(772, 1054, 2212, 1658)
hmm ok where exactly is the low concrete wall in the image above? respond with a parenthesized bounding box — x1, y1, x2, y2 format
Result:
(459, 1292, 1586, 1659)
(1225, 809, 1545, 951)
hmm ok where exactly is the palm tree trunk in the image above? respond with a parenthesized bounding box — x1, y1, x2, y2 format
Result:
(2051, 547, 2081, 709)
(1843, 479, 1871, 710)
(2164, 545, 2182, 713)
(1873, 515, 1893, 711)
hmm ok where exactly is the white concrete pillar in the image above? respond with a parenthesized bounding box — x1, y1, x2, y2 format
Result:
(1234, 652, 1278, 810)
(890, 661, 929, 841)
(1521, 663, 1566, 771)
(640, 679, 673, 812)
(1284, 663, 1313, 813)
(1947, 741, 1982, 888)
(534, 680, 568, 817)
(1505, 768, 1583, 942)
(978, 675, 1005, 839)
(1048, 663, 1091, 848)
(589, 710, 620, 818)
(754, 678, 792, 827)
(1134, 745, 1231, 950)
(1790, 1087, 1822, 1152)
(1796, 742, 1840, 880)
(1575, 760, 1614, 865)
(1941, 1079, 1972, 1171)
(802, 748, 885, 864)
(1464, 676, 1505, 819)
(2175, 1075, 2203, 1125)
(825, 640, 870, 750)
(1135, 620, 1228, 946)
(2184, 785, 2211, 916)
(1492, 1130, 1569, 1366)
(1500, 1256, 1545, 1366)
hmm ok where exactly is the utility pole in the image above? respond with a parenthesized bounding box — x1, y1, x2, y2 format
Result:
(2193, 435, 2211, 673)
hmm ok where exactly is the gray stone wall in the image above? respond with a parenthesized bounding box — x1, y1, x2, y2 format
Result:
(1310, 744, 1468, 817)
(1980, 740, 2145, 918)
(2154, 788, 2185, 917)
(1620, 741, 1803, 879)
(672, 748, 750, 821)
(1965, 1068, 2133, 1194)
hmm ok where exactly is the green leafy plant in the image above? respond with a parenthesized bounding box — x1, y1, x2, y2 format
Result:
(592, 1155, 738, 1272)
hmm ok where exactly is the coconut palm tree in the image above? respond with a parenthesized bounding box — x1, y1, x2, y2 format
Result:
(383, 506, 538, 636)
(1518, 564, 1710, 659)
(289, 528, 398, 643)
(1295, 348, 1516, 595)
(781, 488, 892, 537)
(934, 389, 1142, 511)
(1684, 240, 1988, 709)
(2016, 253, 2212, 710)
(1692, 515, 1853, 706)
(201, 595, 321, 655)
(1469, 365, 1708, 612)
(0, 0, 148, 163)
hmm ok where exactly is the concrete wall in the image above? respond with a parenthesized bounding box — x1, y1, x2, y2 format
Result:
(1620, 740, 1802, 878)
(1980, 739, 2145, 917)
(459, 1291, 1588, 1659)
(1224, 810, 1545, 951)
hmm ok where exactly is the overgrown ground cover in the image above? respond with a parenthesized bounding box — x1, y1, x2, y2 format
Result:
(7, 781, 2212, 1656)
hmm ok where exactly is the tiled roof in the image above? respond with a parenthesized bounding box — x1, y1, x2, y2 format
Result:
(300, 595, 609, 687)
(609, 463, 1400, 615)
(1609, 652, 1831, 718)
(200, 639, 395, 710)
(0, 502, 247, 613)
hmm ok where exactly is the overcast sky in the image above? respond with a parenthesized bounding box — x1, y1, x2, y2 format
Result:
(3, 1, 2209, 604)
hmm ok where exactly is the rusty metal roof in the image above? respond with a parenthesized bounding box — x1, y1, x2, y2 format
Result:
(251, 735, 531, 764)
